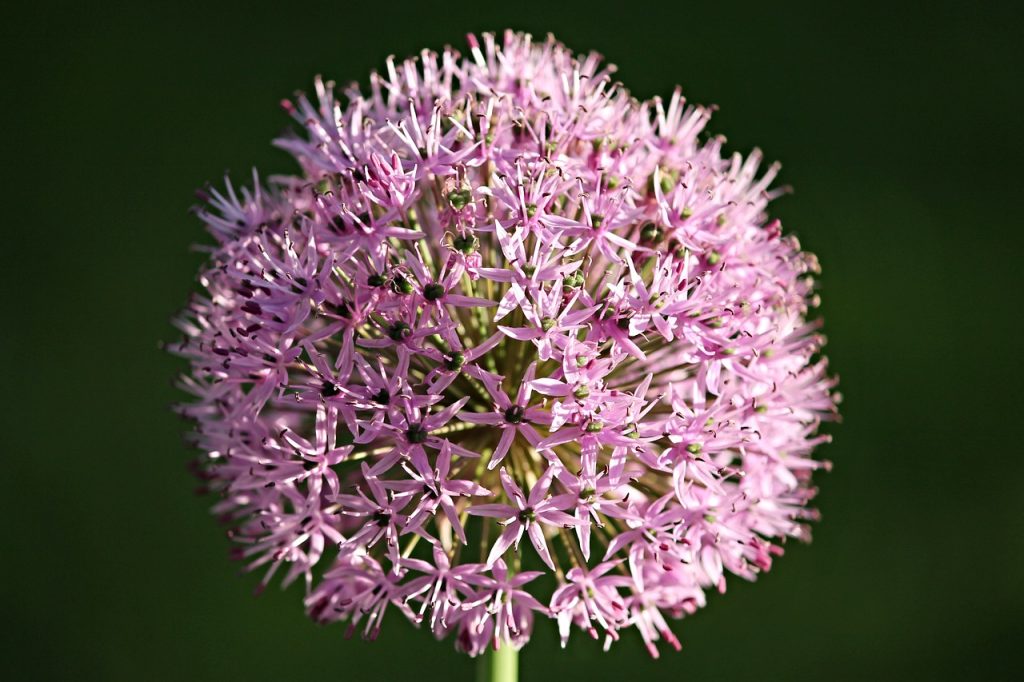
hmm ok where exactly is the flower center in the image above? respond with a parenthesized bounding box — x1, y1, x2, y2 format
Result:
(406, 424, 429, 444)
(423, 282, 446, 301)
(503, 405, 526, 424)
(388, 322, 412, 341)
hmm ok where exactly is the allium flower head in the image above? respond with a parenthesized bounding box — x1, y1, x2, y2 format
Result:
(172, 31, 838, 657)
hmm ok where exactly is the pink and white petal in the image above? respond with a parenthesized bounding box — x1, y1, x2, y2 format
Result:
(466, 503, 516, 519)
(526, 523, 556, 570)
(468, 332, 505, 359)
(498, 324, 542, 341)
(487, 524, 523, 568)
(488, 428, 517, 470)
(538, 508, 578, 527)
(575, 516, 593, 561)
(445, 294, 497, 307)
(440, 498, 467, 544)
(499, 468, 527, 507)
(459, 412, 504, 425)
(529, 378, 571, 396)
(477, 267, 514, 283)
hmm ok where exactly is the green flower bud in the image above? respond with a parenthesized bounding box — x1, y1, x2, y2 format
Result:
(391, 275, 414, 295)
(447, 189, 472, 210)
(640, 222, 663, 243)
(452, 234, 477, 254)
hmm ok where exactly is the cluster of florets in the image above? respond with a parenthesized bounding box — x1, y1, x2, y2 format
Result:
(173, 31, 838, 657)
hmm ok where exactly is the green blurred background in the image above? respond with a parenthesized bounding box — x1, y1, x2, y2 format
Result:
(4, 1, 1022, 679)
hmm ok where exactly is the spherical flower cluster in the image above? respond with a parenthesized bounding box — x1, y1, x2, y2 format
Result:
(172, 31, 838, 657)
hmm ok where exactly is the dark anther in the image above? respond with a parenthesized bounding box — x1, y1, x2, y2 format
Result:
(321, 381, 341, 397)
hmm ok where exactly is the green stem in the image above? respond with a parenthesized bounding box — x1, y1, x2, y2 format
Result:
(477, 644, 518, 682)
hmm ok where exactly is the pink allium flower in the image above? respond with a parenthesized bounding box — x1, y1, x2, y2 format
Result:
(172, 30, 838, 657)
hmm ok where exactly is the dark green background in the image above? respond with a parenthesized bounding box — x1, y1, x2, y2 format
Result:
(5, 1, 1022, 679)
